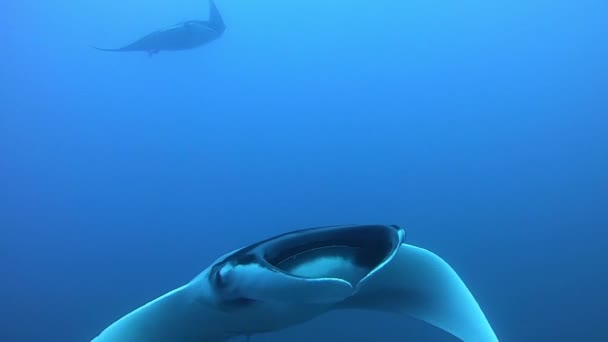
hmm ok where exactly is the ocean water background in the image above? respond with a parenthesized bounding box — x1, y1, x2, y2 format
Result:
(1, 0, 607, 341)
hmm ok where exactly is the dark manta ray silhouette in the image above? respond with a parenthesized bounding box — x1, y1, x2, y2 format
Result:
(93, 0, 225, 56)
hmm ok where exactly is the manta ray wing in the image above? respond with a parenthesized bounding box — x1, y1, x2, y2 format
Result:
(338, 243, 499, 341)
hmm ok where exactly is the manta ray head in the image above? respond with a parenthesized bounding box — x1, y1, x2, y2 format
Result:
(206, 225, 406, 307)
(180, 19, 224, 36)
(182, 20, 205, 29)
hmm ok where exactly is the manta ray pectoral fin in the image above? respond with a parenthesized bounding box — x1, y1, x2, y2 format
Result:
(342, 243, 499, 342)
(90, 45, 122, 52)
(91, 274, 234, 342)
(207, 0, 226, 33)
(92, 285, 202, 341)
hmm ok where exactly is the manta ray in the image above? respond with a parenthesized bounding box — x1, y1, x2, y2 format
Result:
(93, 0, 225, 56)
(91, 224, 499, 341)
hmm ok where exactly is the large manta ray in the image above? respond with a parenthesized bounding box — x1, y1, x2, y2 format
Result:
(91, 224, 499, 341)
(93, 0, 225, 56)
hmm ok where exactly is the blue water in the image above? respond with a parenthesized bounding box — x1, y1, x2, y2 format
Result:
(2, 0, 607, 341)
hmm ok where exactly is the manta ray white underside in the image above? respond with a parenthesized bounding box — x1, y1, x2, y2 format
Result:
(91, 224, 499, 341)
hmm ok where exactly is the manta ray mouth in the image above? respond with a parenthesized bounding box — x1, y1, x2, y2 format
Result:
(261, 224, 405, 286)
(209, 225, 405, 305)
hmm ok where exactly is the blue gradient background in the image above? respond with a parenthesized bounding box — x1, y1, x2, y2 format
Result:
(1, 0, 607, 341)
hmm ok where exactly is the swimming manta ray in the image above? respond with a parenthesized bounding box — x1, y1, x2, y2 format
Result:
(91, 224, 499, 341)
(93, 0, 225, 56)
